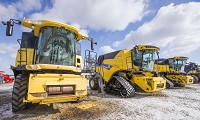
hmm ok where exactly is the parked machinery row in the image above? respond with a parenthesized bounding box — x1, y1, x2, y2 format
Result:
(87, 45, 198, 97)
(1, 18, 199, 112)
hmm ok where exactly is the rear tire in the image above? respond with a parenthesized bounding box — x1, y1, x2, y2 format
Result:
(89, 78, 98, 90)
(12, 74, 29, 112)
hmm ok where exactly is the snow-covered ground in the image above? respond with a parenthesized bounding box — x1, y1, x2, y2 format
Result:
(0, 83, 200, 120)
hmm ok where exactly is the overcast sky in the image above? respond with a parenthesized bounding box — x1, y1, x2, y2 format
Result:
(0, 0, 200, 74)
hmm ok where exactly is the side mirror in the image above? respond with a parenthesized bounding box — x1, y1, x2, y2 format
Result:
(91, 39, 97, 51)
(6, 20, 14, 36)
(134, 46, 138, 54)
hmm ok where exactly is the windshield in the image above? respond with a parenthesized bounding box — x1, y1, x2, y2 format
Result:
(132, 50, 158, 71)
(168, 59, 174, 68)
(36, 27, 76, 66)
(174, 60, 187, 72)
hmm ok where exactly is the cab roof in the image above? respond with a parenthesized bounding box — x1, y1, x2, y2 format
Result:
(136, 45, 160, 51)
(168, 56, 189, 60)
(21, 18, 89, 40)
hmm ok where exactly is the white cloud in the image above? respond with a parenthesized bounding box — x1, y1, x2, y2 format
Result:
(0, 0, 42, 21)
(30, 0, 147, 31)
(113, 2, 200, 57)
(0, 43, 19, 54)
(0, 43, 20, 74)
(70, 23, 89, 37)
(0, 4, 19, 21)
(0, 43, 19, 59)
(10, 53, 17, 59)
(15, 0, 42, 11)
(100, 45, 115, 54)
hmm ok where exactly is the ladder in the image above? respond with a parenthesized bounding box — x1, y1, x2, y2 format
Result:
(17, 39, 28, 66)
(83, 50, 97, 74)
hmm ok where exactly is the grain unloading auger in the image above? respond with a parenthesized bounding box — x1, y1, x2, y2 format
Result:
(88, 45, 166, 97)
(2, 18, 95, 112)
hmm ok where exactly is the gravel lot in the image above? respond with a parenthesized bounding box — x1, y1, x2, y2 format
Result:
(0, 83, 200, 120)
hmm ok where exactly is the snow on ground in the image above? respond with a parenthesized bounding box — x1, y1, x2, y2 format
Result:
(0, 83, 200, 120)
(0, 83, 13, 92)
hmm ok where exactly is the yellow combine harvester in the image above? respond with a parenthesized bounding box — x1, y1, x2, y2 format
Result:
(89, 45, 166, 97)
(2, 18, 93, 112)
(154, 56, 193, 88)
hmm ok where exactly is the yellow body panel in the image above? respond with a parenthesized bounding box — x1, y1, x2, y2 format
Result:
(166, 75, 193, 85)
(154, 65, 170, 73)
(25, 64, 80, 72)
(189, 70, 197, 74)
(131, 76, 166, 92)
(26, 74, 87, 104)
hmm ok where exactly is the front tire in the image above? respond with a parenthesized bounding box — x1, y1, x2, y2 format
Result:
(12, 74, 29, 112)
(89, 78, 98, 90)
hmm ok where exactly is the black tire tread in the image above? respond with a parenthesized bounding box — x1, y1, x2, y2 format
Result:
(113, 76, 135, 98)
(12, 74, 28, 112)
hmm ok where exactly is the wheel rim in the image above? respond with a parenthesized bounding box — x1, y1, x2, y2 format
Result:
(120, 88, 127, 97)
(115, 80, 121, 88)
(90, 79, 95, 87)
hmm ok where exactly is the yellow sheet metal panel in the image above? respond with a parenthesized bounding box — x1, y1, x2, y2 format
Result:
(154, 64, 170, 72)
(26, 73, 87, 104)
(26, 64, 81, 72)
(142, 71, 154, 77)
(188, 70, 197, 74)
(166, 75, 193, 85)
(95, 50, 125, 82)
(131, 76, 166, 92)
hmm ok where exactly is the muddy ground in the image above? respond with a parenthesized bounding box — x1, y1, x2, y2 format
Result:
(0, 83, 200, 120)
